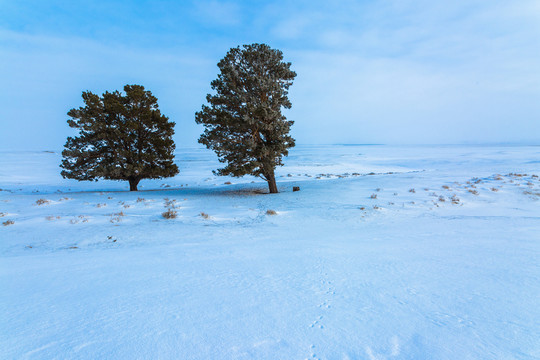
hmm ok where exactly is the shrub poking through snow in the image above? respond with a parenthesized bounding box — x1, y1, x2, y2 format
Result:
(224, 181, 232, 185)
(266, 209, 277, 215)
(2, 220, 14, 226)
(109, 211, 125, 223)
(200, 212, 210, 219)
(96, 203, 106, 208)
(163, 198, 178, 208)
(468, 189, 479, 195)
(162, 209, 177, 219)
(442, 185, 450, 190)
(438, 196, 446, 202)
(451, 195, 460, 204)
(137, 197, 146, 203)
(409, 188, 416, 193)
(0, 212, 5, 217)
(370, 194, 377, 199)
(491, 187, 499, 192)
(35, 199, 50, 205)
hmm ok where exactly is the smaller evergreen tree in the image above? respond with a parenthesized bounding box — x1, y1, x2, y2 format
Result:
(61, 85, 178, 191)
(195, 43, 296, 193)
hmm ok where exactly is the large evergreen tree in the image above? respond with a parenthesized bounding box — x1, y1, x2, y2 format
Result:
(61, 84, 178, 191)
(195, 43, 296, 193)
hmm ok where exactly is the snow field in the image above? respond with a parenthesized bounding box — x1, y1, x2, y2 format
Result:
(1, 145, 539, 359)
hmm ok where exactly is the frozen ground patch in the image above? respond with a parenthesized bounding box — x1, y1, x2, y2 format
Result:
(1, 145, 539, 359)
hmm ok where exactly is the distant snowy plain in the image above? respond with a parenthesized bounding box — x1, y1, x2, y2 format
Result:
(1, 145, 539, 359)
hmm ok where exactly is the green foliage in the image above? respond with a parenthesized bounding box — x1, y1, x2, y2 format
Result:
(61, 85, 178, 191)
(195, 43, 296, 193)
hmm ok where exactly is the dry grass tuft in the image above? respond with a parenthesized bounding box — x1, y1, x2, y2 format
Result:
(438, 196, 446, 202)
(136, 197, 146, 203)
(442, 185, 450, 190)
(224, 181, 232, 185)
(96, 203, 107, 208)
(109, 211, 125, 223)
(468, 189, 479, 195)
(70, 216, 88, 224)
(370, 193, 377, 199)
(162, 209, 178, 219)
(0, 212, 5, 218)
(163, 198, 178, 208)
(451, 194, 460, 204)
(409, 188, 416, 193)
(3, 219, 14, 226)
(266, 209, 277, 215)
(45, 216, 61, 221)
(491, 187, 499, 192)
(200, 212, 210, 219)
(35, 199, 50, 205)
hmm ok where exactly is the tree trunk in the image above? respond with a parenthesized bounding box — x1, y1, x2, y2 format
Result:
(128, 177, 140, 191)
(266, 170, 278, 194)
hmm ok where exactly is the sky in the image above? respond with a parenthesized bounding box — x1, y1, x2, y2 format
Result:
(1, 0, 539, 150)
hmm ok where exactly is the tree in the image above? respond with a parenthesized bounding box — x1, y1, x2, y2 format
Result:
(195, 43, 297, 193)
(61, 84, 178, 191)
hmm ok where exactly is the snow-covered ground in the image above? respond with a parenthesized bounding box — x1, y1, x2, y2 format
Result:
(1, 145, 539, 359)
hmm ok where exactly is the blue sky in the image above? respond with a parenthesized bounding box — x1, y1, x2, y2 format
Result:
(1, 0, 539, 150)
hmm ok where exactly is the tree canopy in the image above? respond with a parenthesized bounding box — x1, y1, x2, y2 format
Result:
(195, 43, 296, 193)
(61, 84, 178, 191)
